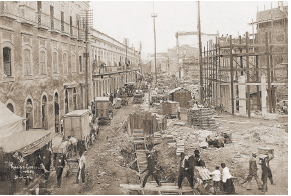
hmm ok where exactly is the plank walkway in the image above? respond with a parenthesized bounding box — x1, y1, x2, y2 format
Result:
(120, 184, 197, 194)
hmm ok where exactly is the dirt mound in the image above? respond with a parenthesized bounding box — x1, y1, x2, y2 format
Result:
(241, 126, 288, 145)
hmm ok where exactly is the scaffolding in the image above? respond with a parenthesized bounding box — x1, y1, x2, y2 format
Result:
(202, 31, 288, 118)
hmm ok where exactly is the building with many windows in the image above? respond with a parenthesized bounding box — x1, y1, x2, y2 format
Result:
(0, 1, 141, 133)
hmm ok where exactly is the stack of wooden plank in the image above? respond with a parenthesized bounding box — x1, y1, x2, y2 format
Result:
(154, 132, 161, 145)
(135, 150, 148, 174)
(133, 129, 145, 150)
(166, 135, 176, 147)
(195, 166, 212, 181)
(176, 140, 185, 156)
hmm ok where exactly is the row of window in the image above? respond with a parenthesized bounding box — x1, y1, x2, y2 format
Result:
(3, 46, 85, 77)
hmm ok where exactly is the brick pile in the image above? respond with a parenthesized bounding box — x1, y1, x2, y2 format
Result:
(187, 108, 218, 130)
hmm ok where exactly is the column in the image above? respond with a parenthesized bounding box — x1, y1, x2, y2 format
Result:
(238, 75, 246, 115)
(103, 49, 105, 63)
(261, 75, 267, 115)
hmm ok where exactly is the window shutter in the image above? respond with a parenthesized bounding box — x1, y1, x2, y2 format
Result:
(24, 49, 31, 75)
(4, 62, 11, 76)
(40, 51, 46, 74)
(3, 47, 11, 76)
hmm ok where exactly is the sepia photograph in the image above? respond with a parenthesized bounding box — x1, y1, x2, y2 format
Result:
(0, 1, 288, 195)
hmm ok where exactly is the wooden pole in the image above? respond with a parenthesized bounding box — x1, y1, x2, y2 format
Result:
(269, 32, 275, 113)
(197, 1, 204, 104)
(256, 55, 260, 110)
(239, 36, 243, 75)
(204, 46, 206, 103)
(229, 35, 234, 116)
(246, 32, 251, 118)
(212, 43, 214, 107)
(215, 37, 218, 107)
(218, 38, 221, 107)
(265, 32, 272, 113)
(207, 41, 209, 106)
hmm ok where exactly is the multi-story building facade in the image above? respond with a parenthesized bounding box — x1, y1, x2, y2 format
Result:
(0, 1, 141, 133)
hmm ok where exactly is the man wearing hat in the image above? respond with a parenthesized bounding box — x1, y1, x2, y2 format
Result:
(242, 153, 262, 190)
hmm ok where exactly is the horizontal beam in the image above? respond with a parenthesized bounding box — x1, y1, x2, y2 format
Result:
(219, 82, 286, 86)
(120, 184, 194, 193)
(219, 43, 287, 49)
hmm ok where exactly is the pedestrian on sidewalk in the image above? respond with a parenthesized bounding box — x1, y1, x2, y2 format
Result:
(221, 163, 235, 194)
(210, 166, 221, 194)
(55, 154, 66, 188)
(140, 150, 161, 188)
(241, 153, 262, 190)
(76, 151, 86, 184)
(178, 153, 194, 189)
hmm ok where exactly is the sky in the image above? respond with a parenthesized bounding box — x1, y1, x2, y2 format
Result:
(90, 1, 288, 60)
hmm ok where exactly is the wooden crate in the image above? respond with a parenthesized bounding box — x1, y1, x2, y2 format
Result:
(162, 101, 179, 115)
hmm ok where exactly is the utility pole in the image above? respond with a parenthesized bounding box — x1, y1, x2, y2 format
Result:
(125, 38, 128, 83)
(82, 9, 92, 109)
(151, 2, 157, 87)
(197, 1, 203, 104)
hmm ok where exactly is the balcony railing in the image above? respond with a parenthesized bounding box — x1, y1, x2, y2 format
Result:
(61, 21, 70, 36)
(70, 26, 78, 39)
(19, 5, 36, 25)
(50, 17, 61, 33)
(93, 66, 125, 75)
(37, 11, 50, 30)
(0, 1, 18, 20)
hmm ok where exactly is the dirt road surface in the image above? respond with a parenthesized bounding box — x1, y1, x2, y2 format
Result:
(45, 96, 287, 195)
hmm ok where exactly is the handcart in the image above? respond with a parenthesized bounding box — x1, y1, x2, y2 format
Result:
(66, 158, 79, 177)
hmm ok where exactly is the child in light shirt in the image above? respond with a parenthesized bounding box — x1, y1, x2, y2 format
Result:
(210, 166, 221, 194)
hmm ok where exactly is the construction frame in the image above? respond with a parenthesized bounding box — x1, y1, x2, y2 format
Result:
(201, 30, 288, 118)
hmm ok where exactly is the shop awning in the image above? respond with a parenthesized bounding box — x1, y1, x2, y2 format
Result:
(0, 130, 53, 157)
(0, 101, 25, 141)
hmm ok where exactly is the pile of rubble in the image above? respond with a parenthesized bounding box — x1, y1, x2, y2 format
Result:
(241, 126, 288, 145)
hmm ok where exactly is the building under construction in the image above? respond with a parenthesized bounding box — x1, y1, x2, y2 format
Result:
(201, 3, 288, 118)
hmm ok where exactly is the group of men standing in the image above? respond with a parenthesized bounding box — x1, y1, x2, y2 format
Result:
(178, 149, 205, 189)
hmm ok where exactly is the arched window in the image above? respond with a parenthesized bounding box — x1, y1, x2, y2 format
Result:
(24, 49, 31, 75)
(3, 47, 11, 76)
(72, 53, 76, 72)
(42, 95, 47, 129)
(80, 86, 83, 109)
(79, 55, 82, 72)
(73, 87, 77, 110)
(25, 98, 33, 130)
(54, 92, 59, 133)
(63, 53, 68, 74)
(40, 50, 46, 74)
(6, 103, 14, 113)
(65, 90, 69, 114)
(53, 52, 58, 73)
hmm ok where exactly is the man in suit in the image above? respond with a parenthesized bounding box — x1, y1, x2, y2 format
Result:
(55, 154, 66, 188)
(178, 153, 194, 189)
